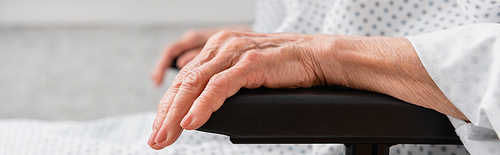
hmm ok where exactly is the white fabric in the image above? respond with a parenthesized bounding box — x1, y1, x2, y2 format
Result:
(254, 0, 478, 35)
(0, 112, 344, 155)
(408, 23, 500, 155)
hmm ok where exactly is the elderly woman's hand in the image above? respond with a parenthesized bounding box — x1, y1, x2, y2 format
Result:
(148, 31, 330, 149)
(148, 31, 468, 150)
(150, 26, 251, 87)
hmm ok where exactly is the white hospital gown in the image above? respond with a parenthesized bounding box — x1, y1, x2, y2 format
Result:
(254, 0, 500, 155)
(408, 23, 500, 155)
(1, 0, 499, 155)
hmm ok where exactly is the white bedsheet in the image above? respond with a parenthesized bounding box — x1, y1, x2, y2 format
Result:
(0, 112, 344, 155)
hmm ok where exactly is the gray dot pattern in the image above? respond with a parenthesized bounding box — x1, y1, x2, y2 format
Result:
(253, 0, 500, 155)
(458, 0, 500, 23)
(390, 144, 469, 155)
(254, 0, 500, 36)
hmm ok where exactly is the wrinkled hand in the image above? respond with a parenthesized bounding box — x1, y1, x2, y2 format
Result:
(147, 31, 469, 150)
(147, 31, 333, 149)
(150, 26, 251, 87)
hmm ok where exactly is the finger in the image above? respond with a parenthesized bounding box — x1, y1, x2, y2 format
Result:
(148, 65, 198, 148)
(149, 42, 218, 148)
(150, 31, 207, 87)
(154, 55, 234, 147)
(150, 68, 166, 87)
(180, 59, 258, 130)
(150, 30, 261, 149)
(177, 47, 203, 69)
(148, 77, 182, 149)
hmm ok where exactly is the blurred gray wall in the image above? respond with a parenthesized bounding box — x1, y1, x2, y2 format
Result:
(0, 0, 255, 120)
(0, 0, 255, 27)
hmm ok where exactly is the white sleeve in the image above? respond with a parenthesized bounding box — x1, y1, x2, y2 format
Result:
(407, 23, 500, 155)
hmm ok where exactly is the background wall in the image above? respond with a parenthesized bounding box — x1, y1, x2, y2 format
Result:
(0, 0, 255, 120)
(0, 0, 255, 27)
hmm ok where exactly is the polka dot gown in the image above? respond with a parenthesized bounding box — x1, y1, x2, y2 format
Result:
(254, 0, 500, 155)
(254, 0, 500, 36)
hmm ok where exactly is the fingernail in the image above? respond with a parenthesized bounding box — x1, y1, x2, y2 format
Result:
(155, 127, 168, 143)
(180, 114, 192, 128)
(148, 130, 158, 145)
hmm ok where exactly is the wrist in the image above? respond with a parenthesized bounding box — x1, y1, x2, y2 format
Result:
(314, 35, 416, 89)
(312, 35, 468, 120)
(310, 34, 369, 88)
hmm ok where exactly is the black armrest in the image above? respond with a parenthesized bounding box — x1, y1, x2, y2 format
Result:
(197, 87, 461, 145)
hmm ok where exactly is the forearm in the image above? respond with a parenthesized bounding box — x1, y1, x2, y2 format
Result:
(313, 35, 468, 121)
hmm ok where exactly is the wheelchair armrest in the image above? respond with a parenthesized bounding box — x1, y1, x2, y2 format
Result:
(197, 87, 461, 145)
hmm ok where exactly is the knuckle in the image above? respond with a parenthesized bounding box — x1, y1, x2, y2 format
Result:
(197, 94, 219, 113)
(209, 73, 230, 85)
(194, 94, 211, 109)
(181, 69, 204, 88)
(204, 74, 228, 96)
(216, 30, 235, 37)
(226, 36, 246, 45)
(168, 104, 184, 113)
(227, 49, 261, 67)
(156, 111, 167, 118)
(210, 30, 237, 42)
(241, 49, 262, 63)
(219, 37, 244, 53)
(171, 78, 183, 87)
(172, 72, 185, 86)
(205, 74, 230, 110)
